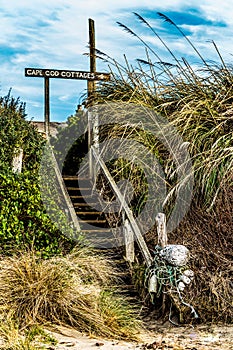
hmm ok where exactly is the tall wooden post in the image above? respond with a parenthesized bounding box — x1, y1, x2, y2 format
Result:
(44, 77, 50, 139)
(87, 18, 98, 179)
(88, 18, 96, 101)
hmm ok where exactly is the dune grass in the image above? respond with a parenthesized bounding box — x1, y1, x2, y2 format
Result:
(91, 12, 233, 323)
(0, 319, 57, 350)
(0, 249, 141, 341)
(94, 12, 232, 208)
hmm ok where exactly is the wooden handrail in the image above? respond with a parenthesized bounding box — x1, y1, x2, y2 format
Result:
(91, 147, 153, 267)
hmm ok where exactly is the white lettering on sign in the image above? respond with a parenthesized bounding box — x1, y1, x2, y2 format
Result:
(45, 70, 60, 77)
(25, 68, 110, 81)
(26, 69, 43, 76)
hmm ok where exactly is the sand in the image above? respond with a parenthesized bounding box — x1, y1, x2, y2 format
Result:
(46, 324, 233, 350)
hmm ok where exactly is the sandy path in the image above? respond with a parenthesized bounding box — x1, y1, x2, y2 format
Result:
(48, 324, 233, 350)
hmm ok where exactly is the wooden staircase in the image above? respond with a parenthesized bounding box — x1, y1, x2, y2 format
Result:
(62, 175, 112, 244)
(45, 140, 153, 263)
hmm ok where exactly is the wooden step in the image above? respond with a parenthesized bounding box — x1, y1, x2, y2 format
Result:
(73, 203, 97, 207)
(62, 175, 79, 180)
(79, 219, 106, 224)
(75, 211, 104, 215)
(81, 229, 111, 233)
(70, 195, 93, 199)
(66, 187, 91, 191)
(63, 175, 90, 180)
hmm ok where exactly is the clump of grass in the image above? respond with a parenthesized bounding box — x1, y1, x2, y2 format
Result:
(99, 290, 141, 339)
(0, 249, 141, 340)
(0, 319, 57, 349)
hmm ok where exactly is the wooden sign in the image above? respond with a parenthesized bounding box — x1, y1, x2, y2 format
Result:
(24, 19, 109, 138)
(25, 68, 110, 81)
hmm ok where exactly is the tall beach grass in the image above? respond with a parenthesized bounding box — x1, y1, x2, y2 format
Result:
(91, 12, 233, 323)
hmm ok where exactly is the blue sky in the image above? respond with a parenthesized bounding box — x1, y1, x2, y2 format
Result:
(0, 0, 233, 122)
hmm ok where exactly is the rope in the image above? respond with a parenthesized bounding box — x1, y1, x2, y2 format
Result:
(145, 245, 198, 321)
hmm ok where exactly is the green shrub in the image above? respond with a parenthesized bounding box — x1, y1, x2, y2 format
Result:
(0, 90, 43, 172)
(0, 169, 75, 255)
(0, 91, 78, 256)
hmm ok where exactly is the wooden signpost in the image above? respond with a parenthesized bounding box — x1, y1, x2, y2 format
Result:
(25, 19, 109, 138)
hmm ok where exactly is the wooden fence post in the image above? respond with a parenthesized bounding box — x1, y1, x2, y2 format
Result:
(156, 212, 168, 248)
(124, 218, 135, 263)
(12, 148, 23, 173)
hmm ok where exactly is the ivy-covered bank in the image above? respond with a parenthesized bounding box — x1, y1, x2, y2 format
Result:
(0, 92, 75, 256)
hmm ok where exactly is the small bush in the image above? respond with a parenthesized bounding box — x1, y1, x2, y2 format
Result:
(0, 169, 76, 256)
(0, 91, 43, 172)
(0, 249, 141, 340)
(99, 290, 141, 339)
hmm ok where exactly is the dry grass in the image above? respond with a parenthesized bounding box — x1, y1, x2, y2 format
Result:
(169, 186, 233, 323)
(95, 13, 232, 210)
(0, 249, 141, 340)
(91, 13, 233, 324)
(0, 319, 57, 349)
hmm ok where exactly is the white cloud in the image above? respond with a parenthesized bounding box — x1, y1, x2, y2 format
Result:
(0, 0, 232, 121)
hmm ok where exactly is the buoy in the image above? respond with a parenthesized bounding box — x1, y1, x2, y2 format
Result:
(148, 274, 158, 293)
(178, 281, 186, 291)
(180, 275, 191, 285)
(183, 269, 194, 279)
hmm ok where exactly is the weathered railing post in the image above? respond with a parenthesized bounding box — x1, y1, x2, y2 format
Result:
(156, 212, 168, 248)
(123, 218, 135, 263)
(49, 144, 81, 233)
